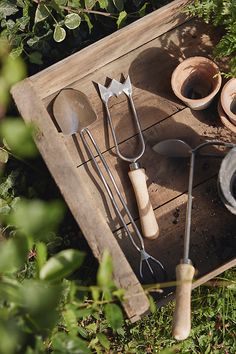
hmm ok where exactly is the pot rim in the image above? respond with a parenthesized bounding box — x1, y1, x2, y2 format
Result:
(218, 101, 236, 134)
(220, 78, 236, 122)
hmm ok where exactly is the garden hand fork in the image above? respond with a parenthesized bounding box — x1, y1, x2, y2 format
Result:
(98, 75, 159, 240)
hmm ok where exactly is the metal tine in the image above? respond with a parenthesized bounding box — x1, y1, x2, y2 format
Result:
(80, 128, 142, 252)
(98, 75, 145, 164)
(80, 127, 165, 279)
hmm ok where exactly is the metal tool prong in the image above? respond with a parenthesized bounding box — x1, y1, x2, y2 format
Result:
(97, 75, 159, 240)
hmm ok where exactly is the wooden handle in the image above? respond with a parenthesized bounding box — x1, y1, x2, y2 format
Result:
(172, 263, 195, 340)
(128, 168, 159, 240)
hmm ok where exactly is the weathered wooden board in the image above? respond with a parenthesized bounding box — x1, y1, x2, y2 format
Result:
(75, 107, 236, 231)
(11, 0, 236, 322)
(45, 18, 222, 165)
(30, 0, 189, 99)
(115, 177, 236, 288)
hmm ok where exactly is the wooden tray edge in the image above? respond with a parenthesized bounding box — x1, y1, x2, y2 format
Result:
(11, 78, 150, 321)
(29, 0, 190, 99)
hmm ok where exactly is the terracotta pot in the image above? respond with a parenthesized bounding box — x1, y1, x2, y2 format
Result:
(218, 101, 236, 134)
(171, 56, 222, 110)
(220, 78, 236, 125)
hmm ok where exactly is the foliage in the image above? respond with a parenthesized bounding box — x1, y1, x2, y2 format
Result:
(185, 0, 236, 77)
(112, 269, 236, 353)
(0, 0, 170, 70)
(0, 42, 127, 354)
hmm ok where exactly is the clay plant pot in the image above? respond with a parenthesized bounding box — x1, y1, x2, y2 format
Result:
(171, 56, 222, 110)
(220, 78, 236, 125)
(218, 101, 236, 134)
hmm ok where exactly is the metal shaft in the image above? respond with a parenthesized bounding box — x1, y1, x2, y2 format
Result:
(80, 128, 165, 279)
(182, 140, 236, 264)
(183, 151, 195, 264)
(80, 127, 144, 252)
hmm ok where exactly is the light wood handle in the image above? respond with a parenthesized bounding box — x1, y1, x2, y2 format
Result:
(172, 263, 195, 340)
(128, 168, 159, 240)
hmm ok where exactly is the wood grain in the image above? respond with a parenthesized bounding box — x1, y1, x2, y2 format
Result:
(75, 107, 236, 231)
(114, 177, 236, 287)
(45, 19, 222, 166)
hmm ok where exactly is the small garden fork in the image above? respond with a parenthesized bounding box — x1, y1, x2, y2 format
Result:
(98, 75, 159, 240)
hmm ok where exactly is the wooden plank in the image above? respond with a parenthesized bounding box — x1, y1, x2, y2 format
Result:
(30, 0, 190, 99)
(192, 259, 236, 289)
(11, 79, 150, 321)
(75, 106, 236, 231)
(45, 18, 222, 165)
(114, 177, 236, 290)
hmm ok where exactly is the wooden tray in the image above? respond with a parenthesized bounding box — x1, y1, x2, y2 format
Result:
(12, 0, 236, 322)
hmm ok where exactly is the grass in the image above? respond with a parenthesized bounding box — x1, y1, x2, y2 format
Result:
(111, 269, 236, 353)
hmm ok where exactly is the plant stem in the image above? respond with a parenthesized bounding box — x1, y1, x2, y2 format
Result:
(61, 6, 117, 19)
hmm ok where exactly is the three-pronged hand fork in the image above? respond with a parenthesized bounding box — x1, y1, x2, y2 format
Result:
(98, 75, 159, 240)
(80, 128, 166, 281)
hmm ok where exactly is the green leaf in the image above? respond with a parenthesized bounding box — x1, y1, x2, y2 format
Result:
(0, 0, 18, 19)
(7, 198, 64, 241)
(64, 13, 81, 29)
(0, 319, 21, 354)
(78, 326, 88, 338)
(63, 306, 78, 336)
(0, 148, 9, 163)
(96, 333, 110, 350)
(0, 237, 28, 273)
(16, 15, 30, 30)
(85, 0, 96, 9)
(97, 250, 114, 288)
(54, 0, 68, 5)
(83, 13, 93, 33)
(0, 78, 9, 107)
(90, 286, 100, 301)
(68, 0, 81, 6)
(98, 0, 108, 9)
(113, 0, 124, 12)
(10, 44, 23, 59)
(148, 294, 156, 314)
(2, 55, 26, 86)
(112, 288, 125, 301)
(36, 242, 47, 274)
(0, 119, 37, 158)
(0, 170, 16, 198)
(34, 4, 49, 23)
(104, 303, 124, 331)
(53, 25, 66, 42)
(40, 249, 85, 281)
(0, 198, 11, 214)
(139, 3, 148, 17)
(19, 280, 62, 336)
(51, 332, 92, 354)
(116, 10, 127, 29)
(76, 308, 93, 318)
(28, 51, 43, 65)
